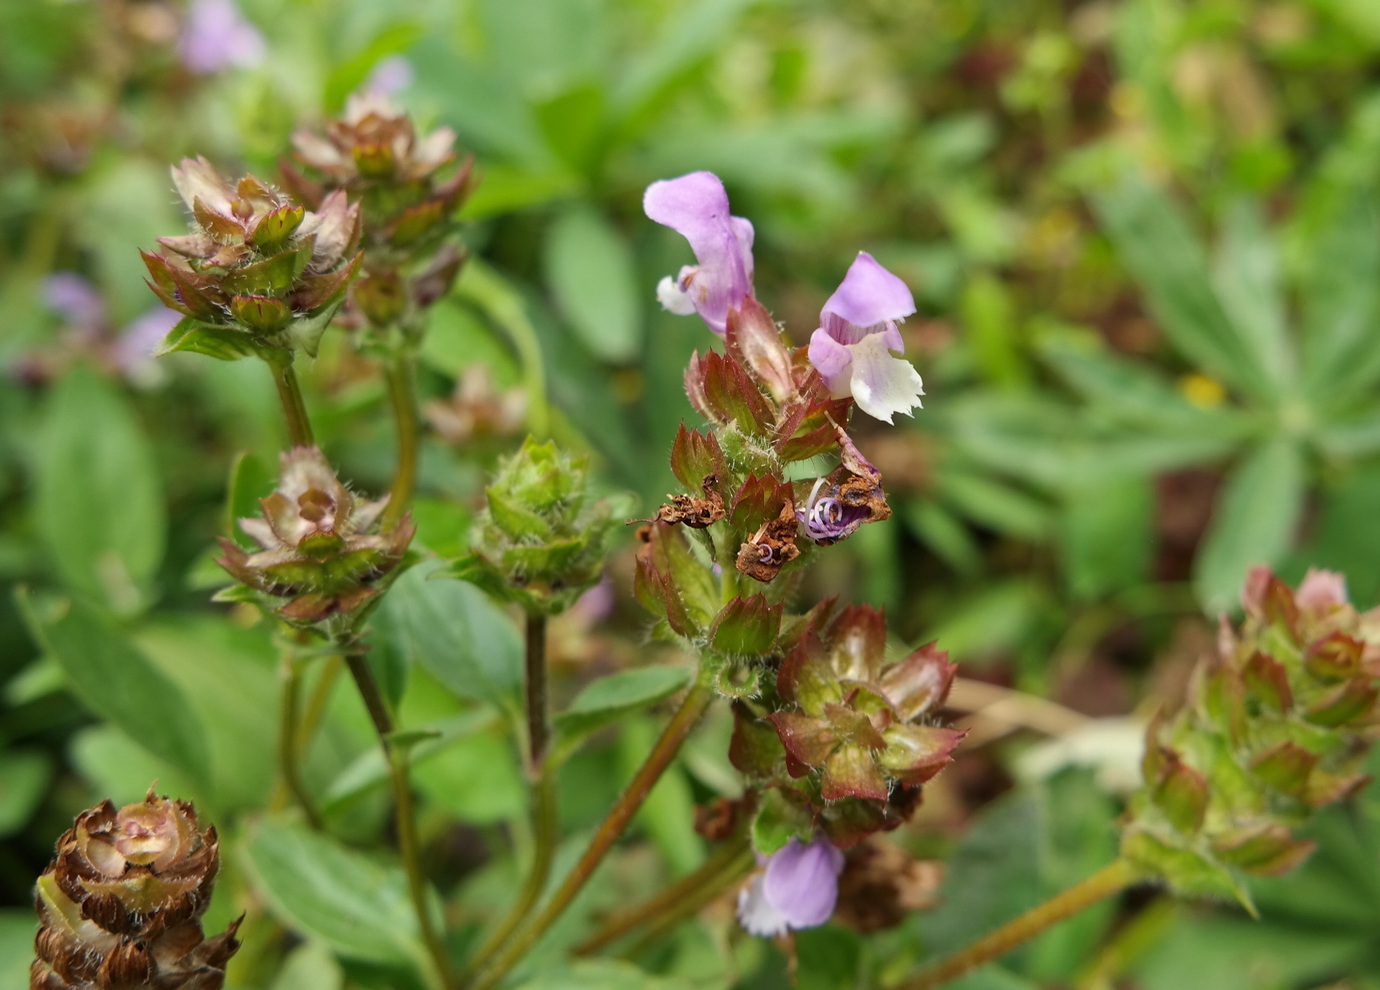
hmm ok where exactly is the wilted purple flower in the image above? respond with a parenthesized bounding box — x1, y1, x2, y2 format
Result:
(179, 0, 266, 75)
(807, 252, 923, 424)
(644, 171, 754, 335)
(737, 836, 845, 937)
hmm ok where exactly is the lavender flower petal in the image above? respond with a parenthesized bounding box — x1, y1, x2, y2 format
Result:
(762, 837, 845, 929)
(180, 0, 266, 75)
(643, 172, 754, 334)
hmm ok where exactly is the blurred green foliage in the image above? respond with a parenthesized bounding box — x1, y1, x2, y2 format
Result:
(7, 0, 1380, 987)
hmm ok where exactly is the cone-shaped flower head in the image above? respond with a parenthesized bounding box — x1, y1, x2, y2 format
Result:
(644, 172, 755, 335)
(284, 94, 472, 257)
(737, 836, 846, 937)
(1123, 567, 1380, 909)
(282, 94, 473, 329)
(217, 446, 413, 626)
(31, 788, 240, 990)
(767, 606, 963, 804)
(807, 252, 923, 423)
(450, 437, 620, 615)
(142, 157, 360, 356)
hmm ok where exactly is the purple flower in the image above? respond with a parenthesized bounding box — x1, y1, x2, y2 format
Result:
(737, 836, 845, 937)
(179, 0, 265, 75)
(364, 56, 416, 97)
(807, 252, 923, 424)
(643, 172, 754, 335)
(42, 273, 106, 329)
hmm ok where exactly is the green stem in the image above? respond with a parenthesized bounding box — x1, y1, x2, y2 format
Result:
(457, 261, 549, 439)
(894, 858, 1143, 990)
(273, 640, 323, 829)
(341, 640, 458, 990)
(524, 614, 549, 769)
(459, 769, 557, 980)
(621, 846, 755, 959)
(468, 672, 717, 990)
(382, 348, 419, 531)
(266, 356, 315, 448)
(577, 834, 753, 956)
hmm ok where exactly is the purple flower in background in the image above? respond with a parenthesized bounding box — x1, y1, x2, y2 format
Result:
(43, 273, 106, 330)
(179, 0, 265, 75)
(364, 56, 416, 97)
(807, 252, 923, 424)
(737, 836, 845, 937)
(643, 171, 754, 335)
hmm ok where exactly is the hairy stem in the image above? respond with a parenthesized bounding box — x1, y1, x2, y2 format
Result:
(894, 858, 1143, 990)
(577, 834, 753, 956)
(524, 614, 549, 769)
(382, 348, 419, 531)
(468, 673, 717, 990)
(459, 769, 557, 980)
(266, 356, 315, 448)
(341, 640, 458, 990)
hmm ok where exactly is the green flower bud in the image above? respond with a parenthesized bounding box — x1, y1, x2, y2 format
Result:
(450, 437, 620, 615)
(1122, 567, 1380, 909)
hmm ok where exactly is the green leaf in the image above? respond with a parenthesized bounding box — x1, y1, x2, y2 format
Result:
(0, 750, 50, 837)
(133, 617, 278, 813)
(512, 959, 697, 990)
(1058, 476, 1153, 600)
(551, 666, 691, 762)
(0, 911, 38, 990)
(1294, 463, 1380, 605)
(1090, 174, 1272, 400)
(34, 363, 165, 615)
(226, 450, 273, 549)
(269, 941, 346, 990)
(1193, 438, 1305, 615)
(242, 819, 428, 968)
(960, 273, 1029, 387)
(370, 563, 522, 718)
(544, 205, 642, 363)
(1211, 198, 1293, 392)
(916, 771, 1119, 983)
(1037, 327, 1241, 429)
(934, 466, 1053, 542)
(900, 498, 983, 576)
(156, 319, 264, 361)
(320, 711, 498, 812)
(1299, 184, 1380, 399)
(17, 591, 208, 781)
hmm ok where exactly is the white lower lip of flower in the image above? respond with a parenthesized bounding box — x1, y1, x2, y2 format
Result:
(846, 332, 925, 424)
(656, 274, 698, 316)
(737, 874, 791, 937)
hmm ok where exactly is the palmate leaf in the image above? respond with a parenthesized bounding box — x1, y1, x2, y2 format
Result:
(1089, 174, 1284, 403)
(1298, 183, 1380, 401)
